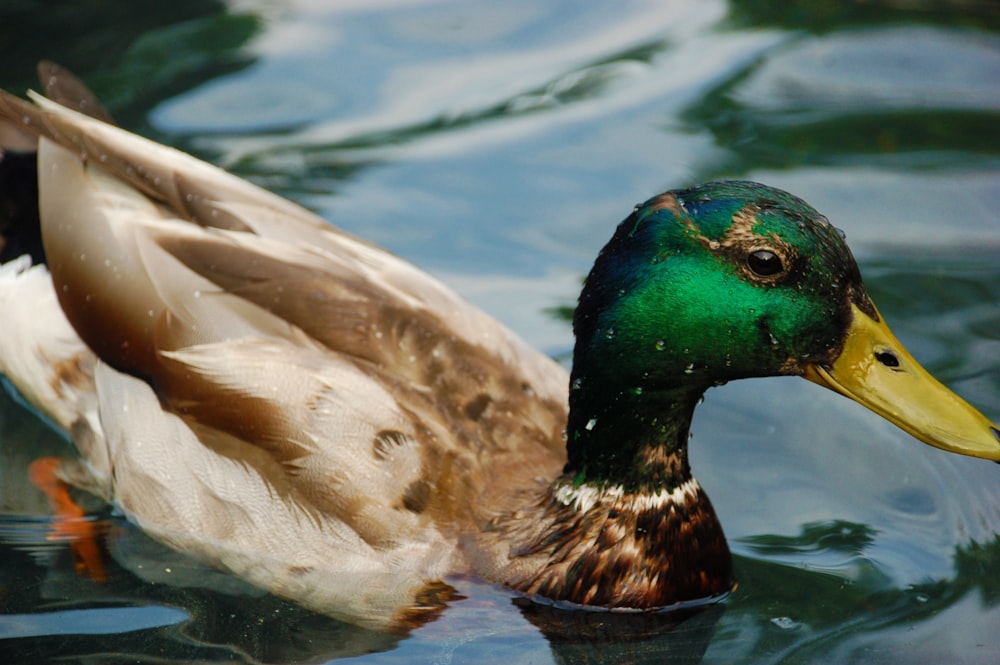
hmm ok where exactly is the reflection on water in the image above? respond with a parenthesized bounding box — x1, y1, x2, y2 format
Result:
(717, 532, 1000, 664)
(683, 25, 1000, 174)
(1, 0, 998, 663)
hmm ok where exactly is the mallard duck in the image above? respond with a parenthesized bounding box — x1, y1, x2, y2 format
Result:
(0, 65, 997, 631)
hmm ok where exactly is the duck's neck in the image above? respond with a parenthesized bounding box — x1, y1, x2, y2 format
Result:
(484, 375, 733, 609)
(565, 370, 704, 493)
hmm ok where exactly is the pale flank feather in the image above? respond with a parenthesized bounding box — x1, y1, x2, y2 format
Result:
(0, 257, 110, 494)
(0, 256, 87, 431)
(91, 362, 456, 627)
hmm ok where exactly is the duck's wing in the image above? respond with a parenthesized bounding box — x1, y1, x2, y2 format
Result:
(2, 89, 567, 393)
(0, 84, 569, 628)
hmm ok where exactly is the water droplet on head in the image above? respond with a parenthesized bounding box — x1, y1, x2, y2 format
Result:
(769, 333, 779, 346)
(585, 418, 598, 431)
(571, 378, 583, 391)
(708, 240, 720, 250)
(654, 340, 666, 351)
(684, 363, 694, 374)
(633, 386, 643, 395)
(604, 327, 616, 340)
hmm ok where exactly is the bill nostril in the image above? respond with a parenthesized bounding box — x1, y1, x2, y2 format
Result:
(875, 350, 900, 368)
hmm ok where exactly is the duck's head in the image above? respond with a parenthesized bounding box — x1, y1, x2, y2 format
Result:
(567, 180, 999, 489)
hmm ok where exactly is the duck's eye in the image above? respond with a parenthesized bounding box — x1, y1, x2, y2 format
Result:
(747, 249, 784, 277)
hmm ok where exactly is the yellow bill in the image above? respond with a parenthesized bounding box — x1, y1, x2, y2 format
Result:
(804, 303, 1000, 461)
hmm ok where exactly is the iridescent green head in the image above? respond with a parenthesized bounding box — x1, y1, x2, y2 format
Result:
(573, 181, 872, 391)
(567, 180, 999, 489)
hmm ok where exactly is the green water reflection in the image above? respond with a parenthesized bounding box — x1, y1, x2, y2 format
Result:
(726, 0, 1000, 32)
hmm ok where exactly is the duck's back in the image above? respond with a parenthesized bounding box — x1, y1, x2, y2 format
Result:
(0, 85, 569, 628)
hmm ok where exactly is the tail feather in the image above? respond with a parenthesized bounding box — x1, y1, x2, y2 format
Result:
(0, 61, 113, 266)
(35, 60, 115, 125)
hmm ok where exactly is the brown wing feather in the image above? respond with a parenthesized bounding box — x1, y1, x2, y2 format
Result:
(154, 227, 569, 526)
(0, 89, 567, 396)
